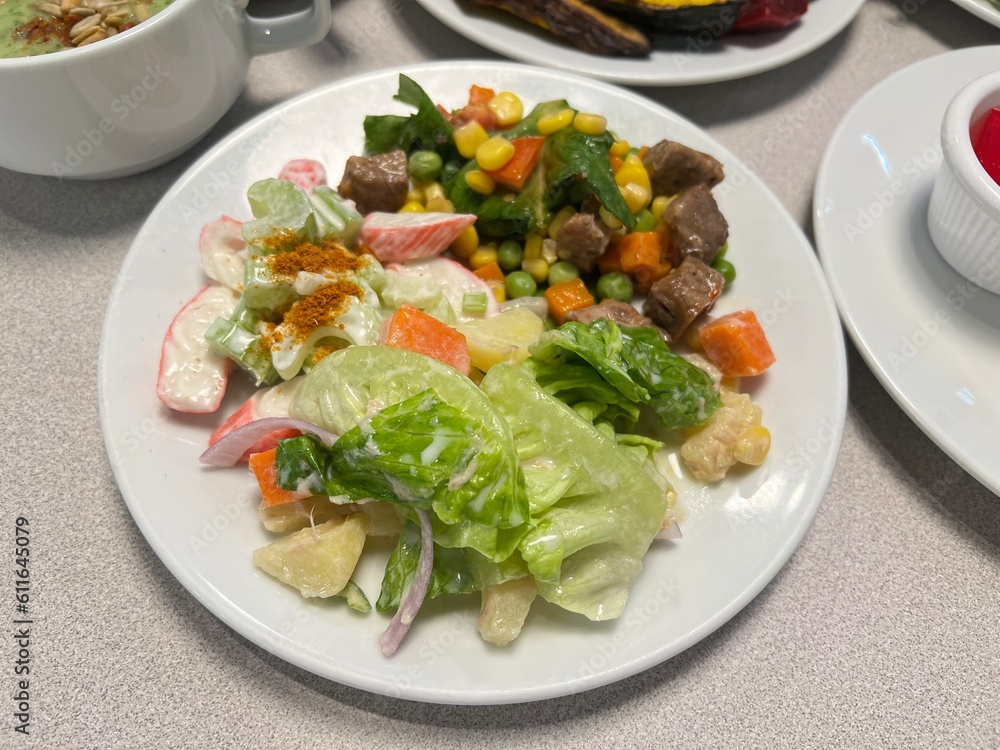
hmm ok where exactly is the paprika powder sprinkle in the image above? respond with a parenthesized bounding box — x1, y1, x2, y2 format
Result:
(267, 240, 363, 278)
(280, 279, 364, 344)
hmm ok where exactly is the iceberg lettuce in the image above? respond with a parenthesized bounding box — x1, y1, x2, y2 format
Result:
(479, 364, 668, 621)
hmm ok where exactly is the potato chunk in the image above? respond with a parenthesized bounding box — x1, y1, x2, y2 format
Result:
(478, 577, 537, 647)
(253, 513, 368, 598)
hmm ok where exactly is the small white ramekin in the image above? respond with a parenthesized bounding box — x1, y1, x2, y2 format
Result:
(928, 71, 1000, 295)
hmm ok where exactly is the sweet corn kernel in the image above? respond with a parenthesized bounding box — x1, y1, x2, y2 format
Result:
(476, 136, 515, 171)
(620, 182, 651, 213)
(487, 279, 506, 303)
(735, 426, 771, 466)
(425, 197, 454, 213)
(547, 205, 576, 239)
(651, 194, 675, 220)
(469, 245, 499, 270)
(598, 205, 623, 230)
(399, 201, 425, 213)
(537, 108, 574, 135)
(523, 234, 544, 260)
(522, 258, 550, 283)
(487, 91, 523, 127)
(465, 169, 496, 195)
(615, 155, 651, 192)
(573, 112, 607, 136)
(423, 182, 446, 203)
(451, 225, 479, 259)
(610, 140, 631, 157)
(541, 238, 559, 266)
(406, 186, 425, 205)
(453, 120, 489, 159)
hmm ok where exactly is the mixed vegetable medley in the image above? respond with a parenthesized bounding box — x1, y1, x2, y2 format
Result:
(157, 76, 776, 656)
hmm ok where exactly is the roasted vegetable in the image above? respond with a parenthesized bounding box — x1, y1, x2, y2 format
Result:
(590, 0, 748, 36)
(465, 0, 651, 57)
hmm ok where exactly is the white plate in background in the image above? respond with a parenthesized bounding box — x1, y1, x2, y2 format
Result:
(100, 61, 847, 704)
(814, 47, 1000, 497)
(412, 0, 865, 86)
(948, 0, 1000, 28)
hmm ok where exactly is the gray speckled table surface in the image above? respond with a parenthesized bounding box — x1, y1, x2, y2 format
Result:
(3, 0, 1000, 747)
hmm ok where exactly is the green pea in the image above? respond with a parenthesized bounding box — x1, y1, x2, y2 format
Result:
(408, 150, 443, 182)
(547, 261, 579, 286)
(712, 258, 736, 285)
(497, 240, 524, 271)
(714, 242, 729, 260)
(505, 271, 537, 299)
(633, 209, 656, 233)
(596, 272, 634, 303)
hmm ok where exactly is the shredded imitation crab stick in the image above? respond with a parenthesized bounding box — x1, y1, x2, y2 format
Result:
(360, 211, 477, 263)
(278, 159, 328, 192)
(156, 284, 238, 413)
(198, 216, 247, 291)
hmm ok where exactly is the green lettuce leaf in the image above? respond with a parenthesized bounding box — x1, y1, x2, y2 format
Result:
(479, 364, 668, 620)
(526, 319, 721, 432)
(282, 357, 530, 562)
(363, 74, 456, 159)
(619, 325, 722, 431)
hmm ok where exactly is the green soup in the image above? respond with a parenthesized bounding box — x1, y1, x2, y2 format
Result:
(0, 0, 174, 59)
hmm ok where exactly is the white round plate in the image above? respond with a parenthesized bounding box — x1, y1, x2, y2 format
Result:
(948, 0, 1000, 28)
(814, 46, 1000, 498)
(412, 0, 864, 86)
(100, 61, 846, 704)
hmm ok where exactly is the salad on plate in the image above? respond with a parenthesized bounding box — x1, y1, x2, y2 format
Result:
(156, 75, 776, 657)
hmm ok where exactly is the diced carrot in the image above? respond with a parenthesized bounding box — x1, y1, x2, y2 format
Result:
(483, 136, 545, 191)
(455, 86, 505, 130)
(698, 310, 776, 377)
(436, 103, 453, 123)
(380, 304, 472, 375)
(597, 242, 623, 275)
(609, 155, 623, 174)
(469, 85, 496, 107)
(618, 231, 671, 294)
(474, 261, 505, 283)
(637, 145, 649, 160)
(249, 448, 312, 508)
(545, 278, 595, 325)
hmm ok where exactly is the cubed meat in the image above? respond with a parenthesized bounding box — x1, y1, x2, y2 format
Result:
(555, 212, 612, 273)
(642, 140, 724, 197)
(642, 257, 724, 341)
(662, 184, 729, 265)
(337, 150, 408, 215)
(564, 299, 654, 328)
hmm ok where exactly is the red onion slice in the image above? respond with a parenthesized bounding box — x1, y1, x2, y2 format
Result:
(379, 509, 434, 656)
(655, 520, 682, 541)
(199, 417, 338, 466)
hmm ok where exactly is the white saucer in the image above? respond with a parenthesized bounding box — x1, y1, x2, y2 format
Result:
(814, 46, 1000, 497)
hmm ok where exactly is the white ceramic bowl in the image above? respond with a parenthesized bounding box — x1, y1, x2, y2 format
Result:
(928, 70, 1000, 295)
(0, 0, 331, 179)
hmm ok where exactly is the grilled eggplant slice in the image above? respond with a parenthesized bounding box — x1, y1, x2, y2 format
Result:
(590, 0, 747, 35)
(465, 0, 652, 57)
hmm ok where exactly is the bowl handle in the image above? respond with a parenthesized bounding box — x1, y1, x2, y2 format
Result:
(242, 0, 332, 56)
